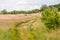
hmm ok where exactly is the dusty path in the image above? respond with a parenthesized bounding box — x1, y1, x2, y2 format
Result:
(0, 13, 41, 30)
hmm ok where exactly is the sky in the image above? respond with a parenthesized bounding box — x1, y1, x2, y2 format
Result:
(0, 0, 60, 11)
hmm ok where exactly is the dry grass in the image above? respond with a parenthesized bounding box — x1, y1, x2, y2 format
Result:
(0, 13, 60, 40)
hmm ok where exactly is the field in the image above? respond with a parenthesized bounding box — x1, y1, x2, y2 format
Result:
(0, 13, 60, 40)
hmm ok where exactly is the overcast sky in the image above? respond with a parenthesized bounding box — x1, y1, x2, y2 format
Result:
(0, 0, 60, 11)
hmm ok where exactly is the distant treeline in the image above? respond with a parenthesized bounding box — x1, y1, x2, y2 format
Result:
(0, 3, 60, 14)
(40, 3, 60, 11)
(0, 9, 40, 14)
(49, 3, 60, 11)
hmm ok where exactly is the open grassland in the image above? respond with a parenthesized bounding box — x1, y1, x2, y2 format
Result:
(0, 13, 60, 40)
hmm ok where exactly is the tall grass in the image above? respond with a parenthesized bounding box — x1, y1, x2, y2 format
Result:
(0, 17, 60, 40)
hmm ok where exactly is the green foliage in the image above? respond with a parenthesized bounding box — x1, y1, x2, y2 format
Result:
(40, 4, 48, 11)
(0, 30, 11, 40)
(0, 17, 60, 40)
(30, 9, 40, 13)
(10, 10, 18, 14)
(40, 3, 60, 12)
(42, 7, 60, 29)
(0, 9, 40, 14)
(0, 3, 60, 14)
(49, 3, 60, 11)
(1, 9, 8, 14)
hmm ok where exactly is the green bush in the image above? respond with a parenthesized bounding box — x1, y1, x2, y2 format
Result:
(42, 7, 60, 29)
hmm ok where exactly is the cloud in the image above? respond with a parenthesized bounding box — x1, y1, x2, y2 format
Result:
(0, 0, 60, 11)
(17, 0, 42, 5)
(17, 0, 28, 4)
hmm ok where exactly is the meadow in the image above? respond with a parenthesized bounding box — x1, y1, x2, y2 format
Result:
(0, 4, 60, 40)
(0, 12, 60, 40)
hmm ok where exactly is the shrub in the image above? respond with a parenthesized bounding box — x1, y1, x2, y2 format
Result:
(41, 7, 60, 29)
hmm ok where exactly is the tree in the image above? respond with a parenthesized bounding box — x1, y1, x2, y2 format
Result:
(42, 7, 60, 29)
(10, 10, 18, 14)
(31, 9, 40, 13)
(40, 4, 48, 11)
(1, 9, 8, 14)
(49, 3, 60, 11)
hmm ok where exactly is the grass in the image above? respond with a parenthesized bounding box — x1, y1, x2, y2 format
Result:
(0, 16, 60, 40)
